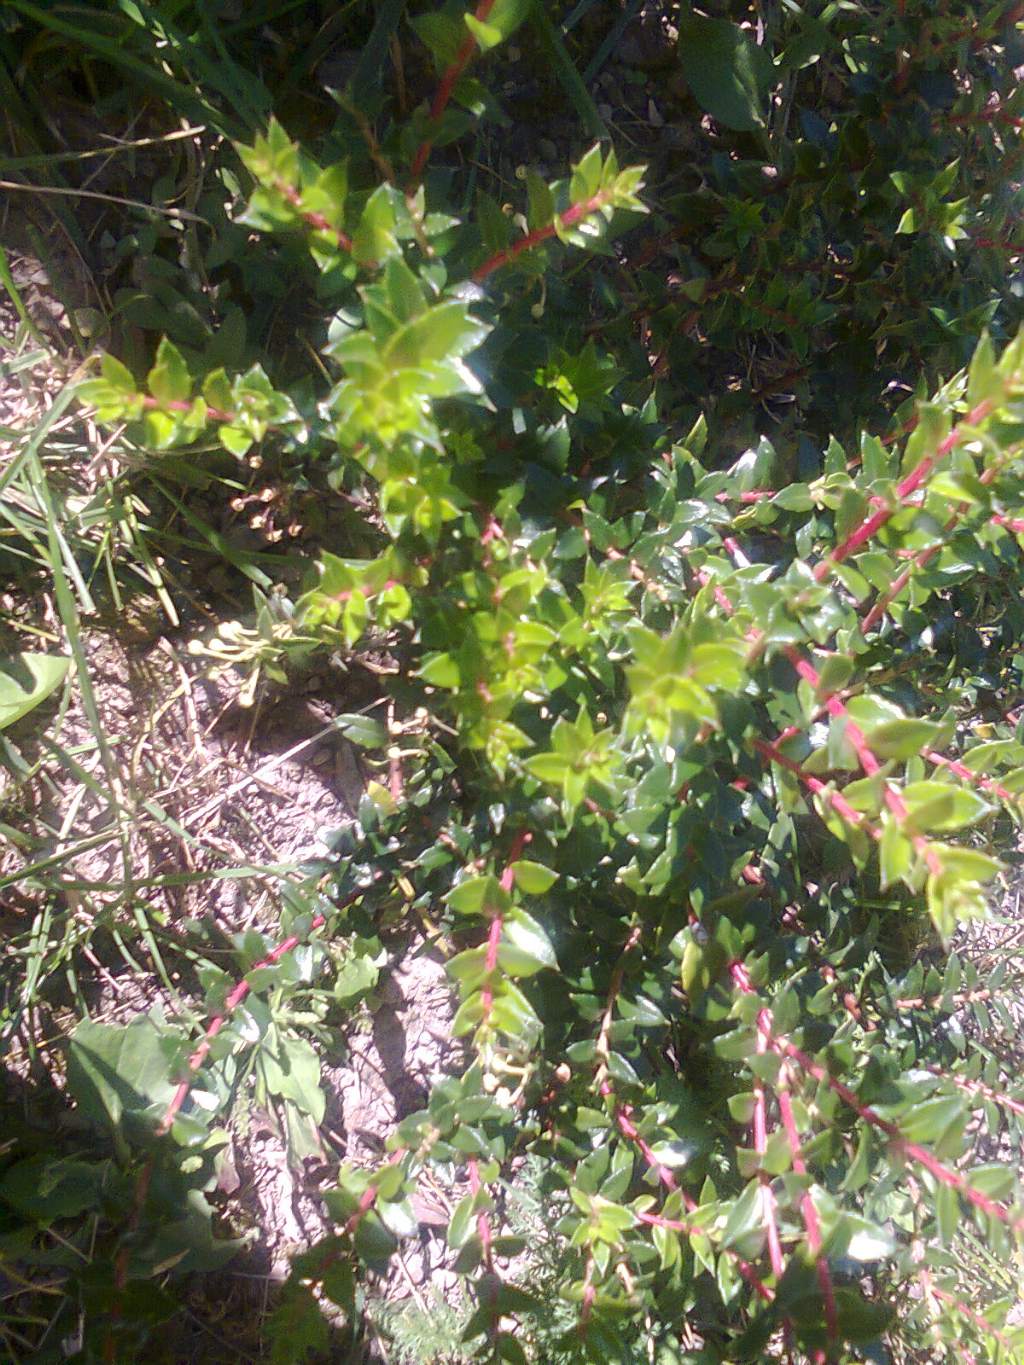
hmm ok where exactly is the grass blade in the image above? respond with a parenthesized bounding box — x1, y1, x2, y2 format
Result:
(528, 4, 610, 144)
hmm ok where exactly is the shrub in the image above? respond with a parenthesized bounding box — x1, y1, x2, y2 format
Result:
(11, 1, 1024, 1361)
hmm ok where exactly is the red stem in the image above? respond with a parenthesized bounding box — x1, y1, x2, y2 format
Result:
(277, 180, 355, 255)
(634, 1210, 773, 1301)
(157, 912, 327, 1134)
(753, 737, 874, 831)
(729, 973, 1024, 1343)
(753, 1023, 786, 1282)
(783, 648, 943, 875)
(611, 1094, 774, 1301)
(931, 1285, 1017, 1352)
(141, 393, 235, 424)
(861, 461, 1005, 633)
(467, 1154, 498, 1328)
(778, 1078, 838, 1351)
(937, 1069, 1024, 1119)
(814, 399, 996, 581)
(472, 191, 613, 282)
(925, 749, 1018, 806)
(775, 1034, 1022, 1230)
(408, 1, 497, 185)
(343, 1150, 406, 1238)
(479, 830, 532, 1023)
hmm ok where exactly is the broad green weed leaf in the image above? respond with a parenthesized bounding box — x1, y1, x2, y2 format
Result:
(67, 1017, 178, 1131)
(0, 653, 69, 729)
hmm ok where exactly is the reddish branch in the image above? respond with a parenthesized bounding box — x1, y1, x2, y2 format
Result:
(783, 648, 943, 874)
(948, 109, 1024, 130)
(343, 1149, 407, 1239)
(924, 749, 1018, 806)
(469, 1153, 501, 1345)
(705, 538, 1013, 851)
(753, 1022, 786, 1282)
(937, 1069, 1024, 1120)
(725, 970, 1024, 1343)
(777, 1077, 838, 1355)
(753, 736, 874, 831)
(931, 1285, 1018, 1353)
(773, 1033, 1024, 1231)
(634, 1209, 775, 1299)
(580, 929, 779, 1321)
(331, 578, 400, 606)
(276, 179, 355, 255)
(158, 911, 328, 1134)
(859, 456, 1012, 633)
(141, 393, 235, 425)
(468, 1156, 494, 1271)
(105, 890, 377, 1359)
(610, 1095, 774, 1302)
(594, 923, 643, 1091)
(813, 399, 996, 582)
(730, 971, 835, 1350)
(409, 1, 498, 184)
(472, 191, 616, 282)
(465, 830, 532, 1339)
(478, 830, 532, 1023)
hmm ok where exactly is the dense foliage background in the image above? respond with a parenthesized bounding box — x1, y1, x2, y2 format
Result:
(4, 1, 1024, 1361)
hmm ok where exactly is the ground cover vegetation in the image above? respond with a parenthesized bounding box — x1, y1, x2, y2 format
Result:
(3, 0, 1024, 1360)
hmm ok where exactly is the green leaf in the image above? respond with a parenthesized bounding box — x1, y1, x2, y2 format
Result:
(383, 300, 489, 369)
(526, 170, 555, 232)
(420, 652, 461, 688)
(966, 330, 1004, 404)
(334, 713, 389, 748)
(352, 184, 398, 265)
(464, 13, 503, 50)
(266, 1284, 329, 1365)
(259, 1035, 325, 1124)
(219, 423, 254, 456)
(411, 10, 465, 69)
(447, 875, 511, 917)
(935, 1183, 959, 1244)
(879, 816, 912, 889)
(721, 1179, 765, 1254)
(101, 352, 137, 391)
(677, 14, 775, 131)
(67, 1017, 178, 1132)
(897, 1093, 965, 1144)
(448, 1191, 476, 1248)
(838, 1213, 896, 1261)
(867, 718, 942, 760)
(525, 752, 569, 784)
(0, 1156, 105, 1222)
(499, 907, 557, 975)
(510, 860, 559, 894)
(0, 653, 70, 729)
(570, 144, 604, 202)
(901, 781, 992, 833)
(147, 337, 191, 404)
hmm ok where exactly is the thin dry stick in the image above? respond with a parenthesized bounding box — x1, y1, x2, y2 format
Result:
(0, 178, 207, 223)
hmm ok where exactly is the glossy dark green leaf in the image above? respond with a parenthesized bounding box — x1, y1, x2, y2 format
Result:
(677, 15, 775, 131)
